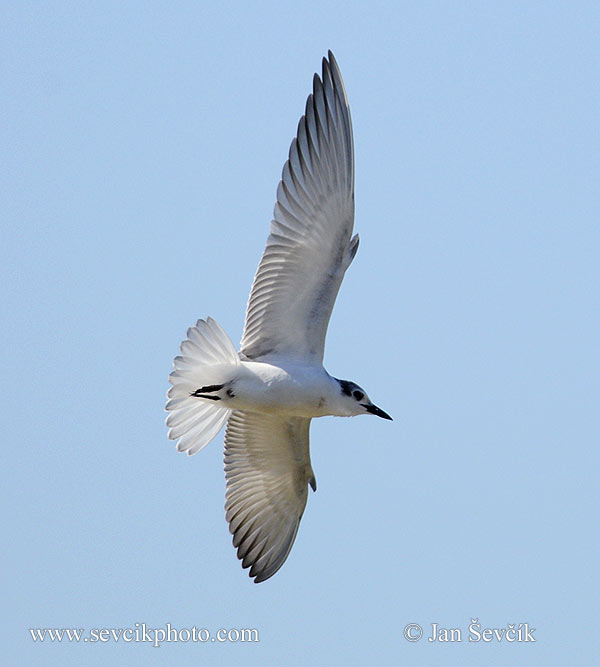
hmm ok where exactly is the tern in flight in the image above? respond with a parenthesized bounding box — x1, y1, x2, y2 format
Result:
(166, 51, 391, 583)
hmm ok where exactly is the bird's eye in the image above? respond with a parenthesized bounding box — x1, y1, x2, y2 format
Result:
(352, 390, 364, 401)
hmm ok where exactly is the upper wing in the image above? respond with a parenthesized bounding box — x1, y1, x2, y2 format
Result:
(224, 411, 316, 583)
(240, 51, 357, 363)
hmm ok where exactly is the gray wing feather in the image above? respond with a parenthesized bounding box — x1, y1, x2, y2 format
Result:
(240, 51, 356, 363)
(224, 411, 315, 583)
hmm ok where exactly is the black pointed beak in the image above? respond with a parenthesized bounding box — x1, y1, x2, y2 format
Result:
(363, 404, 393, 420)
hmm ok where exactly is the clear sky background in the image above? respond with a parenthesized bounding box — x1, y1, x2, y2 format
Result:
(3, 2, 599, 665)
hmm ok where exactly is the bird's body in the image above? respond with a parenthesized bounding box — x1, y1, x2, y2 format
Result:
(167, 51, 391, 583)
(199, 360, 347, 418)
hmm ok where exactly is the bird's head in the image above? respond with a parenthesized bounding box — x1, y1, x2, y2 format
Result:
(335, 379, 392, 420)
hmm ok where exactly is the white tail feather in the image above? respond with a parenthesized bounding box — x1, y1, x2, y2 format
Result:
(166, 317, 238, 455)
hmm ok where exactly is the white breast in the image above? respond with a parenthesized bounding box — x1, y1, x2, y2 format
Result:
(229, 361, 336, 417)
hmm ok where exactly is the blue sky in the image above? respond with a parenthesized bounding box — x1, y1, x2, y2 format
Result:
(3, 1, 599, 665)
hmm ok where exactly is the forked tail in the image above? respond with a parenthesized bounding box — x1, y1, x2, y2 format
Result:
(166, 317, 239, 455)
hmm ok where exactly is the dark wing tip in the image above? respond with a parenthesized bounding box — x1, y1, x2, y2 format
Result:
(327, 49, 338, 71)
(244, 521, 301, 584)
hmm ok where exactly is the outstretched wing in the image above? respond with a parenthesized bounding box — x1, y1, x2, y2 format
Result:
(224, 411, 316, 583)
(240, 51, 357, 364)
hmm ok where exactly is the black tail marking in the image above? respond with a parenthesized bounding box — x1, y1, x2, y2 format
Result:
(190, 384, 224, 400)
(190, 393, 221, 401)
(193, 384, 224, 394)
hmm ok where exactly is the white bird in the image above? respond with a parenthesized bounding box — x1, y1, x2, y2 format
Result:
(166, 51, 391, 583)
